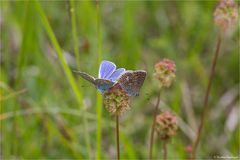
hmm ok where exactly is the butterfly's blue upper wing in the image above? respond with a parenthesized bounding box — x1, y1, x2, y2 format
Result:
(98, 60, 116, 79)
(107, 68, 125, 82)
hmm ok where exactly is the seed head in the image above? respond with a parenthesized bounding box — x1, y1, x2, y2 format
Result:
(214, 0, 238, 33)
(103, 83, 130, 115)
(154, 59, 176, 88)
(155, 111, 178, 140)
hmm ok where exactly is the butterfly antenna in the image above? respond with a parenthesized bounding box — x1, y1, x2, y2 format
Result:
(73, 70, 80, 73)
(73, 70, 85, 75)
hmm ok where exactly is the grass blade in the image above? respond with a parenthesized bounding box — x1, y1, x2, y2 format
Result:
(34, 1, 91, 158)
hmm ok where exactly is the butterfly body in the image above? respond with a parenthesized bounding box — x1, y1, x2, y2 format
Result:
(94, 79, 115, 92)
(74, 60, 146, 96)
(73, 71, 115, 92)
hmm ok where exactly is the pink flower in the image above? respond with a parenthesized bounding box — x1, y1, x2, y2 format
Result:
(214, 0, 238, 33)
(154, 59, 176, 88)
(155, 111, 178, 140)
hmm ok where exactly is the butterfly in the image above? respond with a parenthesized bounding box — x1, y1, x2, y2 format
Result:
(117, 70, 146, 96)
(74, 60, 146, 96)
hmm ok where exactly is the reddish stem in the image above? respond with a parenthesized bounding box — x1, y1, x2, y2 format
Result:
(116, 114, 120, 160)
(192, 35, 222, 158)
(163, 141, 167, 160)
(149, 90, 161, 159)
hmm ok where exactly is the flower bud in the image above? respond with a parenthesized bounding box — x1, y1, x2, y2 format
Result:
(154, 59, 176, 88)
(214, 0, 238, 33)
(155, 111, 178, 140)
(103, 83, 130, 115)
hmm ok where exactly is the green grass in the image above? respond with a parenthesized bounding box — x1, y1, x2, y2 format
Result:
(34, 1, 91, 158)
(1, 0, 239, 159)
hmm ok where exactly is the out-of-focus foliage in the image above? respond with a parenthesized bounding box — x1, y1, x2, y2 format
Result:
(1, 0, 239, 159)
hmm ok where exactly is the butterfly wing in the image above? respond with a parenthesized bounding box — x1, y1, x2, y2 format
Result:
(74, 71, 96, 85)
(117, 70, 146, 96)
(108, 68, 125, 82)
(74, 70, 115, 93)
(99, 60, 116, 79)
(95, 79, 115, 93)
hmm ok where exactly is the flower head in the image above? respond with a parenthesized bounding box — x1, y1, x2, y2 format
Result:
(154, 59, 176, 88)
(214, 0, 238, 33)
(103, 83, 130, 115)
(185, 145, 193, 154)
(155, 111, 178, 140)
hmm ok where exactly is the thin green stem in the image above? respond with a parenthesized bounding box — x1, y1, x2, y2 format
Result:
(82, 111, 92, 158)
(69, 1, 91, 157)
(69, 0, 80, 70)
(116, 114, 120, 160)
(96, 92, 102, 159)
(11, 1, 30, 155)
(1, 89, 27, 101)
(163, 141, 167, 160)
(192, 35, 222, 158)
(96, 0, 102, 64)
(96, 0, 103, 159)
(34, 1, 91, 158)
(149, 90, 161, 159)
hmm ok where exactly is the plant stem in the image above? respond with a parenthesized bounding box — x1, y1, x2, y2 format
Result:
(163, 141, 167, 160)
(96, 0, 103, 159)
(192, 35, 222, 158)
(69, 0, 80, 70)
(116, 114, 120, 160)
(96, 0, 102, 64)
(69, 3, 92, 157)
(149, 90, 161, 159)
(11, 0, 30, 155)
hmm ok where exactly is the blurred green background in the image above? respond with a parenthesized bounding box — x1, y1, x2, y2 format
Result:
(1, 0, 239, 159)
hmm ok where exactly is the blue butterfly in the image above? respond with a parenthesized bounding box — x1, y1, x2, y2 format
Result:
(74, 60, 146, 96)
(74, 60, 125, 92)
